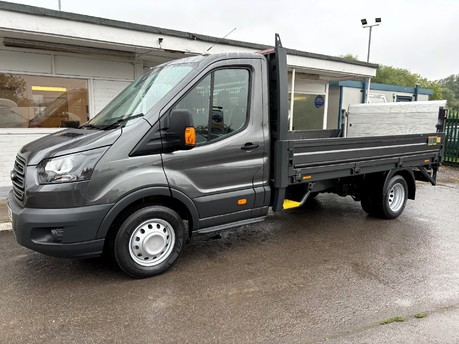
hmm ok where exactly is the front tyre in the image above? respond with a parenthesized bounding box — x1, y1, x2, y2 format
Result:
(114, 206, 186, 278)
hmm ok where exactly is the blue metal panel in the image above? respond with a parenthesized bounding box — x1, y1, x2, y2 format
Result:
(331, 81, 433, 95)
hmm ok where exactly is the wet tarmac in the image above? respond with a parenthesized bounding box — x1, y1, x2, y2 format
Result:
(0, 167, 458, 343)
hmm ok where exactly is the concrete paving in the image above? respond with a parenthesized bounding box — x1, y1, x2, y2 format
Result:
(0, 166, 458, 343)
(0, 186, 10, 199)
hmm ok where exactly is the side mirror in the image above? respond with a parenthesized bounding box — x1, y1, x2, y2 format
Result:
(164, 109, 196, 152)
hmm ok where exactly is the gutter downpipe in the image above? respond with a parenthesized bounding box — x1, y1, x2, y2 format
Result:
(362, 78, 371, 103)
(414, 84, 419, 101)
(338, 85, 343, 128)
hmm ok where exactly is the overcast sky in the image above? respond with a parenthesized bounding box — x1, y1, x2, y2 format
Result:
(5, 0, 458, 80)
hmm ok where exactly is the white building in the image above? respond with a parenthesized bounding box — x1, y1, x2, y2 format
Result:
(0, 1, 378, 190)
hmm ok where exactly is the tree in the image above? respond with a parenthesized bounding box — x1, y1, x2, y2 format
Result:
(338, 55, 458, 110)
(0, 73, 27, 104)
(372, 65, 456, 108)
(438, 74, 459, 97)
(372, 65, 419, 86)
(438, 75, 459, 111)
(340, 54, 360, 61)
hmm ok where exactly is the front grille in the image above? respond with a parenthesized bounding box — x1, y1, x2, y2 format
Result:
(12, 154, 26, 205)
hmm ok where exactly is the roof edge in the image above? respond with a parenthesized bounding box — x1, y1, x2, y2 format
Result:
(0, 1, 377, 69)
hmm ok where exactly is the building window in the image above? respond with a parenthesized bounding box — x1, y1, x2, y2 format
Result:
(368, 93, 387, 103)
(0, 73, 88, 128)
(395, 95, 413, 102)
(289, 92, 326, 130)
(288, 69, 328, 131)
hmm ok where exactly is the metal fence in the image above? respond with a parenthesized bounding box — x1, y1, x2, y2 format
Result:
(444, 111, 459, 165)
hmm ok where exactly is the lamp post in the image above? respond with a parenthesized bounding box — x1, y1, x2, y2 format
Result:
(361, 18, 381, 63)
(361, 18, 381, 103)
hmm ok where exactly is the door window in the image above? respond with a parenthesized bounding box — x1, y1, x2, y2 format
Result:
(173, 68, 249, 143)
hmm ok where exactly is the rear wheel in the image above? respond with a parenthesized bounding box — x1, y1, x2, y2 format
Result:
(114, 206, 186, 278)
(381, 175, 408, 219)
(360, 193, 375, 215)
(361, 175, 408, 219)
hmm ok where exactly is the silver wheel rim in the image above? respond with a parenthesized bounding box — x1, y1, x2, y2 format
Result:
(129, 219, 175, 267)
(388, 183, 405, 212)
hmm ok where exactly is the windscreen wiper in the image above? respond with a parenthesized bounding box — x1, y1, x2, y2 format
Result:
(79, 123, 103, 130)
(100, 113, 145, 130)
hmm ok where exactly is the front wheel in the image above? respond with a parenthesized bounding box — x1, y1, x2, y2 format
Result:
(114, 206, 186, 278)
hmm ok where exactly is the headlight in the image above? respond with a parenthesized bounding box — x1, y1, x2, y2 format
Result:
(37, 147, 107, 184)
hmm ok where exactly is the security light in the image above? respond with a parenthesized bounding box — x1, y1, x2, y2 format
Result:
(360, 17, 382, 62)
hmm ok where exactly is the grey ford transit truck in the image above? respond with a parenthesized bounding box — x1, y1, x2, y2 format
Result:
(8, 35, 445, 278)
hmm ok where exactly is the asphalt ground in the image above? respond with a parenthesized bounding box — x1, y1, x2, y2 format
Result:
(0, 166, 458, 343)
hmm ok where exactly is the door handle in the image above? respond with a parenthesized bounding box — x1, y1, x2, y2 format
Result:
(241, 143, 260, 151)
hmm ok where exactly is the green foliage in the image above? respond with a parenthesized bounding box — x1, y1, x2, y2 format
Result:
(372, 65, 418, 86)
(438, 74, 459, 97)
(339, 54, 459, 110)
(0, 73, 27, 104)
(340, 54, 360, 61)
(438, 74, 459, 111)
(440, 87, 459, 111)
(415, 313, 427, 319)
(372, 65, 458, 109)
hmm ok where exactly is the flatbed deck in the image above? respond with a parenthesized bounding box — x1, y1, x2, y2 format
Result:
(288, 133, 443, 184)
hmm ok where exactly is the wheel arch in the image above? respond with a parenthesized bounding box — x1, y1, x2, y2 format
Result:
(386, 168, 416, 200)
(96, 187, 199, 241)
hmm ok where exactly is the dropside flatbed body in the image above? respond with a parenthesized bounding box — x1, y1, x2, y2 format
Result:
(288, 133, 442, 184)
(265, 35, 445, 210)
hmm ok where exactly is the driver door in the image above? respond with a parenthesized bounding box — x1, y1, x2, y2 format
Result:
(161, 58, 267, 230)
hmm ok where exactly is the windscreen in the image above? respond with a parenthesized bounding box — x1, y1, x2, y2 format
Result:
(87, 62, 195, 129)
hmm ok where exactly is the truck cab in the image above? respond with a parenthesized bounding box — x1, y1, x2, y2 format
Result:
(8, 51, 273, 278)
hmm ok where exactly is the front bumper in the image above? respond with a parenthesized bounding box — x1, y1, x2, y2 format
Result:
(7, 191, 113, 259)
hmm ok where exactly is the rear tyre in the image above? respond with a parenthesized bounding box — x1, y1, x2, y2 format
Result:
(114, 206, 186, 278)
(360, 193, 375, 215)
(362, 175, 408, 219)
(379, 175, 408, 219)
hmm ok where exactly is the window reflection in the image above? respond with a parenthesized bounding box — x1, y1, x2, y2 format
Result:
(173, 68, 249, 143)
(289, 92, 326, 130)
(0, 73, 88, 128)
